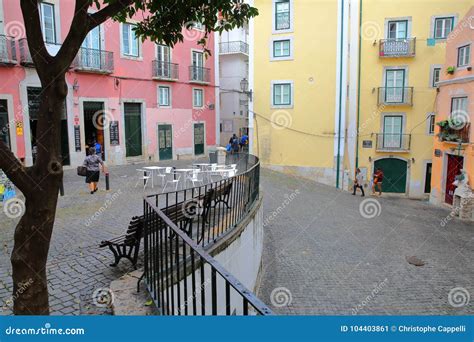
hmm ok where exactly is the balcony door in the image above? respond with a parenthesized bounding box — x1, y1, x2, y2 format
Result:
(81, 26, 101, 69)
(383, 115, 402, 148)
(385, 69, 405, 103)
(156, 45, 170, 78)
(385, 20, 409, 56)
(388, 20, 407, 39)
(192, 51, 204, 81)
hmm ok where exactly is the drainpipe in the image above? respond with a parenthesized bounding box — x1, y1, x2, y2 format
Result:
(336, 0, 345, 189)
(355, 0, 363, 169)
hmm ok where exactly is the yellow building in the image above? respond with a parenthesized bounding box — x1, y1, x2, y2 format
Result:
(250, 0, 472, 196)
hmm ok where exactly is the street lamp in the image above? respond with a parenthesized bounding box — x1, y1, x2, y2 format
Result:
(240, 78, 253, 101)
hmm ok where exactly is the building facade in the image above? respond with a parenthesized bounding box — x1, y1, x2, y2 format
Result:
(430, 8, 473, 217)
(0, 0, 218, 168)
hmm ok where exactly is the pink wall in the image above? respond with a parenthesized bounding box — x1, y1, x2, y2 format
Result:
(0, 0, 216, 164)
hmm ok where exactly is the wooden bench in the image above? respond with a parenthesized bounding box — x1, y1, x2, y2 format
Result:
(99, 216, 144, 269)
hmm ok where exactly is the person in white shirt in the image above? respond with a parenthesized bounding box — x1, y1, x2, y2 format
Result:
(352, 168, 365, 197)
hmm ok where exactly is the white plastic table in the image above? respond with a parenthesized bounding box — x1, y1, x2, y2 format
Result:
(143, 166, 167, 188)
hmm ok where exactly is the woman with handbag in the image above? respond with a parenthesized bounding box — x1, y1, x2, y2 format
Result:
(83, 147, 105, 194)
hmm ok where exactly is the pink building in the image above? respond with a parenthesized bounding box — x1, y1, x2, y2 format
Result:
(0, 0, 219, 167)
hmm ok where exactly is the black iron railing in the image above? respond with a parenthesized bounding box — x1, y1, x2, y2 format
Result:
(377, 87, 414, 106)
(152, 60, 179, 80)
(379, 38, 416, 57)
(0, 35, 17, 65)
(19, 38, 61, 66)
(219, 41, 249, 55)
(72, 47, 114, 73)
(376, 133, 411, 151)
(189, 66, 211, 83)
(143, 154, 270, 315)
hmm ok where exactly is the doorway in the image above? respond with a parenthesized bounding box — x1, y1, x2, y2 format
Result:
(124, 103, 143, 157)
(194, 123, 205, 156)
(424, 163, 432, 194)
(158, 124, 172, 160)
(374, 158, 407, 193)
(83, 101, 106, 160)
(445, 155, 463, 205)
(0, 100, 10, 149)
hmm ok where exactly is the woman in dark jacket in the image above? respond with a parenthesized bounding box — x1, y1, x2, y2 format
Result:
(83, 147, 105, 194)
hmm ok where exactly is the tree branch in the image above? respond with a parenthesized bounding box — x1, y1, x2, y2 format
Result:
(88, 0, 134, 31)
(0, 140, 36, 196)
(20, 0, 52, 81)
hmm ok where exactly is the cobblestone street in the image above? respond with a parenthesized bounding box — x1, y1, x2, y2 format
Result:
(1, 165, 473, 315)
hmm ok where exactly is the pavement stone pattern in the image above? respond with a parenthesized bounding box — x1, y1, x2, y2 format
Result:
(257, 168, 474, 315)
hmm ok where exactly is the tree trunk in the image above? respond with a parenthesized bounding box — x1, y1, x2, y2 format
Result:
(11, 77, 66, 315)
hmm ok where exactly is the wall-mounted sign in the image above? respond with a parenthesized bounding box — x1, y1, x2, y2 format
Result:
(74, 125, 81, 152)
(16, 122, 23, 136)
(109, 121, 120, 146)
(434, 149, 442, 157)
(362, 140, 373, 148)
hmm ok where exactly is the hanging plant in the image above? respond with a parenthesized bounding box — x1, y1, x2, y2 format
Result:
(446, 66, 456, 75)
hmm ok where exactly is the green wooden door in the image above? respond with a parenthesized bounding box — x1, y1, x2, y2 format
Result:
(374, 158, 407, 193)
(124, 103, 142, 157)
(194, 123, 205, 155)
(158, 124, 172, 160)
(60, 120, 70, 165)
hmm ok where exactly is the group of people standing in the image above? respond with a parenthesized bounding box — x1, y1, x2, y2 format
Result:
(227, 133, 249, 154)
(352, 168, 384, 197)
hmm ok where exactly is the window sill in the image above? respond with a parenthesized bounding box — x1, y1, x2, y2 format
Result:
(270, 56, 294, 62)
(120, 54, 143, 61)
(271, 104, 293, 109)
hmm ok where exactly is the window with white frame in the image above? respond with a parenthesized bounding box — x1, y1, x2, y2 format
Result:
(275, 0, 290, 31)
(40, 2, 56, 44)
(193, 89, 204, 108)
(273, 39, 290, 57)
(451, 97, 468, 117)
(273, 83, 291, 106)
(432, 67, 441, 87)
(122, 23, 139, 57)
(428, 114, 436, 135)
(434, 17, 454, 39)
(457, 45, 470, 67)
(158, 86, 170, 107)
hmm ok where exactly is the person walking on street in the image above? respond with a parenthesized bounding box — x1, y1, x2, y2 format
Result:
(83, 147, 106, 194)
(372, 168, 384, 196)
(230, 133, 239, 154)
(352, 168, 365, 196)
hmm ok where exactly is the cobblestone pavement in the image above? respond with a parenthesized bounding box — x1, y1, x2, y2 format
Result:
(258, 168, 474, 315)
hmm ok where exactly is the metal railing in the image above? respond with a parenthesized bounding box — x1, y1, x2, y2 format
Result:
(189, 66, 211, 83)
(19, 38, 61, 66)
(439, 124, 470, 144)
(376, 133, 411, 151)
(152, 60, 179, 80)
(377, 87, 414, 106)
(143, 154, 271, 315)
(0, 35, 17, 65)
(219, 41, 249, 55)
(72, 47, 114, 73)
(379, 38, 416, 57)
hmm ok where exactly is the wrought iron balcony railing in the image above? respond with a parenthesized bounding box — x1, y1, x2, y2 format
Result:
(219, 41, 249, 55)
(0, 35, 17, 65)
(376, 133, 411, 151)
(189, 66, 211, 83)
(377, 87, 414, 106)
(379, 38, 416, 58)
(72, 47, 114, 74)
(152, 60, 179, 80)
(19, 38, 61, 67)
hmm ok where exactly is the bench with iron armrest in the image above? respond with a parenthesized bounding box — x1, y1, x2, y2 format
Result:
(211, 181, 233, 209)
(99, 216, 144, 269)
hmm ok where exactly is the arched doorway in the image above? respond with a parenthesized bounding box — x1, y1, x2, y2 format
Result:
(374, 158, 408, 193)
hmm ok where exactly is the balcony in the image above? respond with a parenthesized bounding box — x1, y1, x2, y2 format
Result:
(71, 47, 114, 74)
(19, 38, 61, 67)
(152, 60, 179, 81)
(437, 122, 470, 144)
(189, 66, 210, 84)
(377, 87, 414, 106)
(0, 35, 17, 66)
(379, 38, 416, 58)
(376, 133, 411, 152)
(219, 41, 249, 55)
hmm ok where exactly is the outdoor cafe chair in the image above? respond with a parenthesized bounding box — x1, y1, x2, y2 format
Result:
(135, 169, 151, 190)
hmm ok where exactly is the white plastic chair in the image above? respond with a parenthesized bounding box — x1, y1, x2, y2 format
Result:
(135, 169, 151, 190)
(156, 167, 173, 186)
(163, 171, 181, 192)
(188, 170, 204, 187)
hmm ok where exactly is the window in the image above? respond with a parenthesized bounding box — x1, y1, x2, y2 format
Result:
(451, 97, 468, 116)
(432, 67, 441, 87)
(275, 0, 290, 31)
(40, 2, 56, 44)
(273, 40, 290, 57)
(122, 23, 139, 57)
(383, 115, 403, 148)
(387, 20, 408, 39)
(273, 83, 291, 106)
(457, 45, 470, 68)
(191, 51, 205, 81)
(434, 17, 454, 39)
(158, 86, 170, 107)
(428, 114, 436, 135)
(385, 69, 406, 103)
(193, 89, 204, 108)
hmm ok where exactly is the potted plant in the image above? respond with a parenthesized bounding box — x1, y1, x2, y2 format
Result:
(446, 66, 456, 75)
